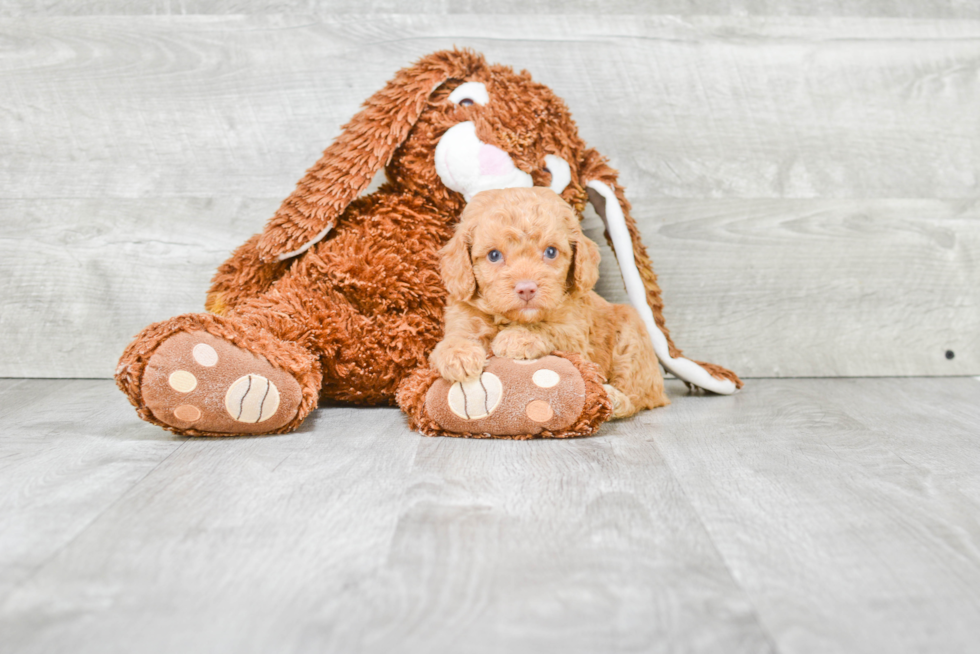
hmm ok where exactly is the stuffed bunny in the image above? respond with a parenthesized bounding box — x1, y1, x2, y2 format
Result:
(115, 49, 741, 437)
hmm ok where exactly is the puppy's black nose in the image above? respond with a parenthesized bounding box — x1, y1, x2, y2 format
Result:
(515, 281, 538, 302)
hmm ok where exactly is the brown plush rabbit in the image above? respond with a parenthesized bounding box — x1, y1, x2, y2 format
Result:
(115, 49, 741, 437)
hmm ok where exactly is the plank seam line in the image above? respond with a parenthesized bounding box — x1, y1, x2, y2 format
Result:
(0, 437, 189, 611)
(643, 425, 782, 653)
(361, 409, 430, 577)
(379, 411, 426, 567)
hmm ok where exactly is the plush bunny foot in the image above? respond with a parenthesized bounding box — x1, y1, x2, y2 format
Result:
(397, 353, 613, 440)
(140, 331, 306, 435)
(116, 314, 321, 436)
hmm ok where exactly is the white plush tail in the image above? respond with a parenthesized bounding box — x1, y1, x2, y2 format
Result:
(586, 181, 737, 395)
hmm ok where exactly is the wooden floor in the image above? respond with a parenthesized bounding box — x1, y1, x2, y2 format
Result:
(0, 377, 977, 652)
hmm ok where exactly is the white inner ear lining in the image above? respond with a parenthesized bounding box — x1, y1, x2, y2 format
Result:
(276, 225, 334, 261)
(585, 180, 737, 395)
(544, 154, 571, 194)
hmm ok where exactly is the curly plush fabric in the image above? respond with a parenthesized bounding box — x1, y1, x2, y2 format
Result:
(115, 48, 740, 437)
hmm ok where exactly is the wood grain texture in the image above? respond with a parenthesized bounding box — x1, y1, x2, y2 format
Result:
(584, 198, 980, 378)
(1, 13, 978, 378)
(0, 198, 277, 378)
(2, 1, 978, 18)
(322, 426, 771, 653)
(1, 15, 977, 199)
(644, 376, 980, 653)
(0, 380, 182, 603)
(0, 379, 773, 653)
(0, 391, 446, 653)
(2, 197, 976, 378)
(2, 377, 980, 652)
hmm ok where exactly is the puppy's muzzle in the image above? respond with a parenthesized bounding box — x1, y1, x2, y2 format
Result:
(515, 280, 538, 302)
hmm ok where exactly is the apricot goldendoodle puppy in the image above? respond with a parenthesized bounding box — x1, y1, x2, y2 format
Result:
(430, 187, 669, 419)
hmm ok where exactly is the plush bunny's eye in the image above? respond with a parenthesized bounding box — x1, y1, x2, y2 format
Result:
(448, 82, 490, 107)
(487, 249, 503, 263)
(544, 246, 558, 260)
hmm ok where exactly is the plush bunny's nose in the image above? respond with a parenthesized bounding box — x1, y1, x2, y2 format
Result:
(515, 281, 538, 302)
(478, 143, 513, 177)
(434, 121, 533, 201)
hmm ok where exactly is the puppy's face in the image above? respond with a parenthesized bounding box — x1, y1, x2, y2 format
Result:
(441, 187, 600, 324)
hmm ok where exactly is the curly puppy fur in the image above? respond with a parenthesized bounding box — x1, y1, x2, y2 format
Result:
(431, 187, 669, 418)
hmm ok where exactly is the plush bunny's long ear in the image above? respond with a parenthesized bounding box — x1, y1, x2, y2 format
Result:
(256, 49, 487, 262)
(580, 149, 743, 394)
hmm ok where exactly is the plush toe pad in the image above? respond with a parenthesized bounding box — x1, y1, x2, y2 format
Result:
(425, 356, 586, 437)
(141, 331, 302, 435)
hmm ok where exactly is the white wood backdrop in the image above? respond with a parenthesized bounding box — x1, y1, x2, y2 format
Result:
(0, 7, 977, 378)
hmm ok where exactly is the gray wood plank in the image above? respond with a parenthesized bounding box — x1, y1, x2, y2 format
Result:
(2, 1, 977, 18)
(1, 15, 977, 200)
(0, 197, 275, 379)
(4, 377, 980, 652)
(645, 376, 980, 653)
(0, 379, 30, 407)
(447, 0, 980, 17)
(0, 400, 425, 654)
(3, 14, 977, 379)
(0, 378, 78, 421)
(3, 197, 976, 379)
(320, 422, 773, 653)
(0, 380, 183, 603)
(0, 380, 774, 654)
(585, 198, 980, 379)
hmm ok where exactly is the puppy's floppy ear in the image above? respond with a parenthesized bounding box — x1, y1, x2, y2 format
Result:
(567, 232, 601, 296)
(256, 49, 487, 262)
(439, 221, 477, 302)
(580, 148, 743, 394)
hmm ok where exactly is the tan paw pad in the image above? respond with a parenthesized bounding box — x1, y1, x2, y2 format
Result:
(173, 405, 201, 422)
(532, 368, 560, 388)
(192, 343, 219, 367)
(447, 372, 503, 420)
(525, 399, 554, 422)
(225, 374, 280, 423)
(168, 370, 197, 393)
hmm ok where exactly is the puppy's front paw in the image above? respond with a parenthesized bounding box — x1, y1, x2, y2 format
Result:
(602, 384, 636, 419)
(491, 329, 551, 360)
(431, 339, 487, 383)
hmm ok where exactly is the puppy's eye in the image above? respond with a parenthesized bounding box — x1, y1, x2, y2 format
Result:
(459, 98, 474, 107)
(544, 246, 558, 260)
(487, 249, 503, 263)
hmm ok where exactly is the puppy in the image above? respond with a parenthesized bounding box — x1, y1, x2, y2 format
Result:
(430, 187, 669, 418)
